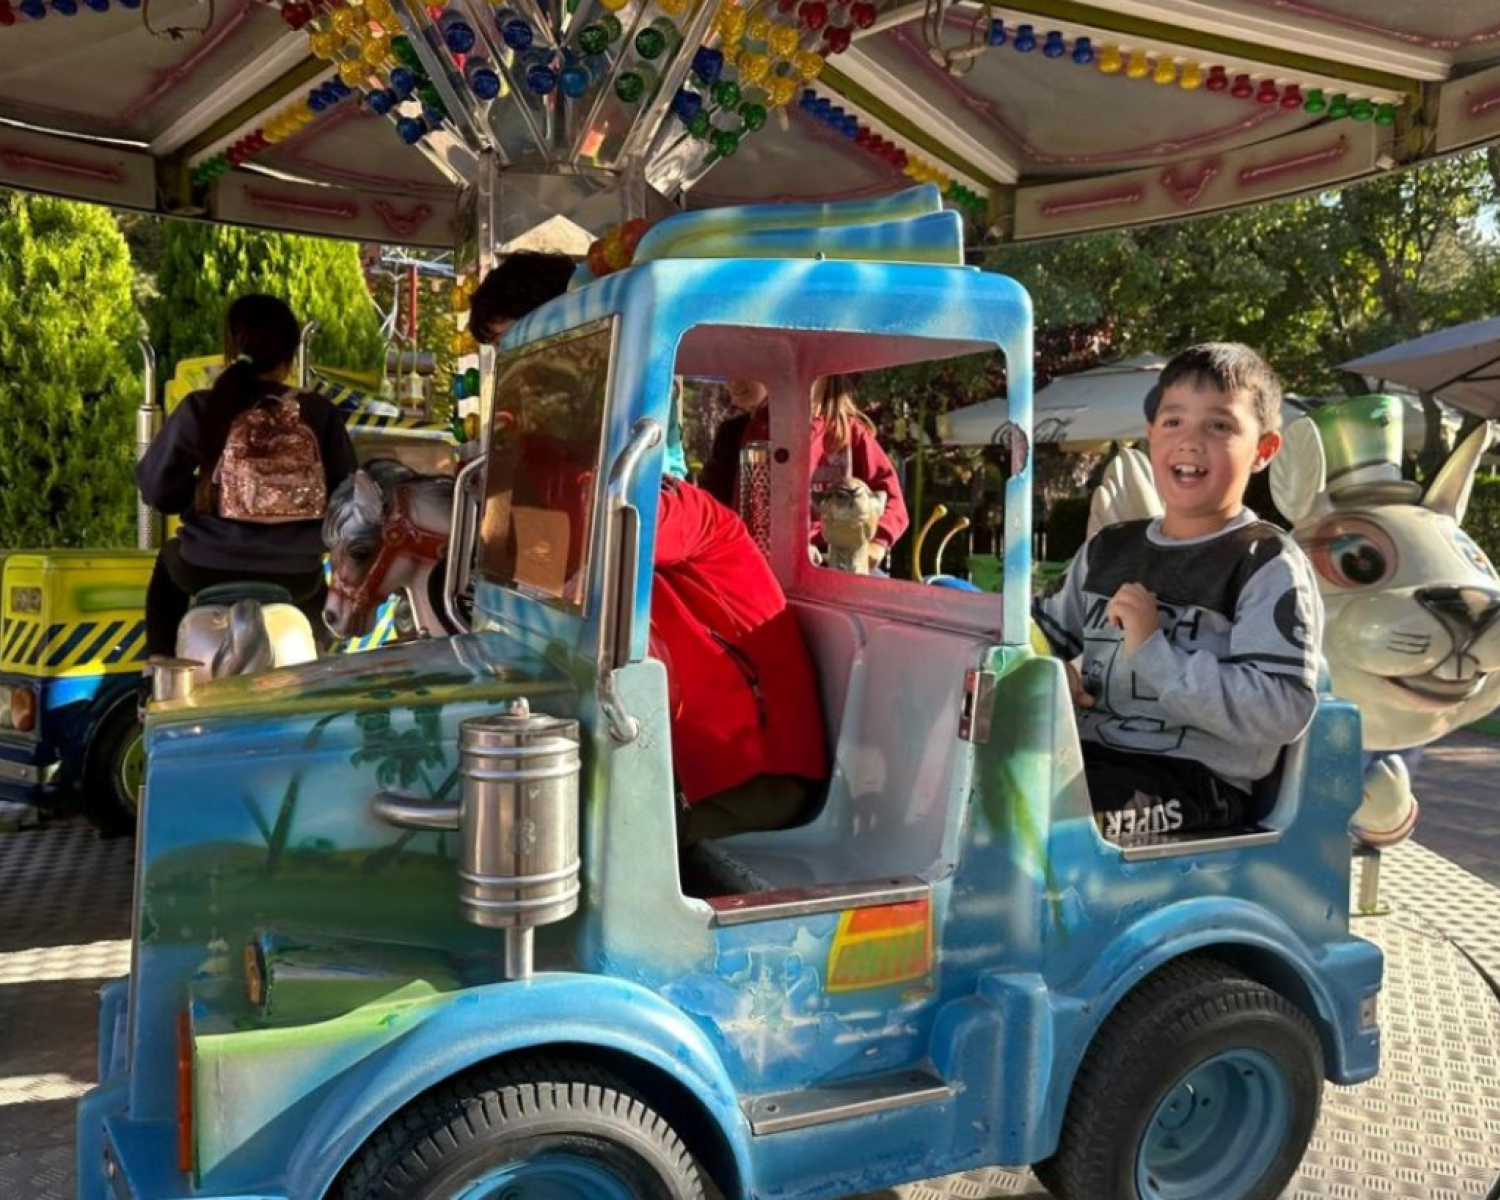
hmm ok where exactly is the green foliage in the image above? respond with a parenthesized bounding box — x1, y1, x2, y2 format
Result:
(0, 193, 142, 548)
(149, 221, 385, 390)
(1465, 476, 1500, 567)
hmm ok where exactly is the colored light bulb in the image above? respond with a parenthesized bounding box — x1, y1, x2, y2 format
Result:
(526, 55, 558, 93)
(635, 24, 666, 57)
(738, 50, 770, 86)
(657, 0, 686, 13)
(768, 23, 798, 57)
(766, 75, 797, 106)
(823, 22, 850, 52)
(1205, 64, 1228, 91)
(338, 58, 367, 86)
(329, 5, 359, 35)
(1230, 73, 1253, 98)
(711, 127, 741, 157)
(1178, 61, 1202, 89)
(615, 65, 656, 102)
(1279, 83, 1302, 109)
(465, 55, 502, 98)
(745, 11, 769, 41)
(711, 77, 740, 107)
(1097, 45, 1122, 74)
(986, 18, 1005, 46)
(688, 109, 711, 137)
(1152, 57, 1176, 85)
(418, 82, 444, 110)
(391, 35, 419, 66)
(1043, 30, 1065, 58)
(309, 30, 338, 57)
(798, 0, 825, 30)
(713, 3, 744, 38)
(497, 10, 532, 48)
(0, 1, 16, 23)
(1328, 92, 1349, 118)
(1125, 50, 1149, 79)
(1375, 102, 1396, 126)
(671, 87, 703, 122)
(795, 49, 824, 79)
(559, 60, 591, 96)
(740, 100, 767, 130)
(599, 13, 622, 39)
(693, 46, 724, 83)
(1255, 78, 1279, 104)
(1071, 35, 1093, 65)
(367, 87, 397, 114)
(396, 116, 426, 142)
(440, 10, 475, 52)
(389, 65, 418, 95)
(1351, 98, 1375, 120)
(1302, 87, 1326, 113)
(84, 0, 109, 11)
(577, 22, 608, 54)
(1012, 23, 1035, 51)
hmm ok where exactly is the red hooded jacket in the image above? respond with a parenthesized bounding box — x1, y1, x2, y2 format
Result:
(650, 480, 828, 803)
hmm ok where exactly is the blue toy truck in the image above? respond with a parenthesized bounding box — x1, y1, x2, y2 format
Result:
(78, 190, 1381, 1200)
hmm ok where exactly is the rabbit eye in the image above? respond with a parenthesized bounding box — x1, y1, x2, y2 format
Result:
(1307, 517, 1397, 590)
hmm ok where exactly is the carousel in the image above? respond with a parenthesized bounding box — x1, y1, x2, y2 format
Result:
(1, 2, 1500, 1200)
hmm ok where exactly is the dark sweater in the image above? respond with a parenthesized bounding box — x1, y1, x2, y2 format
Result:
(137, 387, 358, 574)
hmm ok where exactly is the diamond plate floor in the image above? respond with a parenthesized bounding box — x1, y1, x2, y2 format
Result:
(2, 822, 1498, 1200)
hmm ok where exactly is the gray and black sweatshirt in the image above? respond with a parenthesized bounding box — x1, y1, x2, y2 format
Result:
(1033, 511, 1323, 790)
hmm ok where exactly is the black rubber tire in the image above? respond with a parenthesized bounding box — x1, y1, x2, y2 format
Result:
(335, 1058, 707, 1200)
(1033, 957, 1324, 1200)
(82, 701, 142, 837)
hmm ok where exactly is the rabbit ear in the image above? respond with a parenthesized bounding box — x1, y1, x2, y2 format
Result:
(1269, 416, 1328, 526)
(1423, 423, 1493, 523)
(1088, 447, 1161, 537)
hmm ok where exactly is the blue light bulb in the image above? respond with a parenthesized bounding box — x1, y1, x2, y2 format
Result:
(986, 19, 1005, 46)
(1043, 30, 1065, 58)
(1013, 22, 1036, 51)
(396, 116, 427, 144)
(1071, 36, 1093, 65)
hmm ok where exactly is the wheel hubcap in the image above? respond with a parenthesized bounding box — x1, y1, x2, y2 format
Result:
(450, 1151, 642, 1200)
(1136, 1048, 1292, 1200)
(117, 731, 145, 815)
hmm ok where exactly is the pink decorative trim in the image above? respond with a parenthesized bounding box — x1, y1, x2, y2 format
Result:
(885, 25, 1289, 167)
(1237, 136, 1347, 187)
(245, 187, 359, 221)
(0, 146, 123, 184)
(1231, 1, 1500, 51)
(1468, 84, 1500, 119)
(1160, 157, 1220, 205)
(1039, 184, 1144, 217)
(123, 2, 261, 126)
(374, 200, 433, 238)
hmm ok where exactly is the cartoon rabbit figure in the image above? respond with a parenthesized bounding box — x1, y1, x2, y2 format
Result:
(1088, 394, 1500, 847)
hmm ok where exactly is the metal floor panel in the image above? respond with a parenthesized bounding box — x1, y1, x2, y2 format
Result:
(1, 820, 1498, 1200)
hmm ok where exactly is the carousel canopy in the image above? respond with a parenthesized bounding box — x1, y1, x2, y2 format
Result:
(2, 0, 1499, 249)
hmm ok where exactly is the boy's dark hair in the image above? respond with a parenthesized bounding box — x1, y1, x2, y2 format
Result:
(1144, 342, 1283, 432)
(468, 251, 575, 340)
(195, 294, 303, 503)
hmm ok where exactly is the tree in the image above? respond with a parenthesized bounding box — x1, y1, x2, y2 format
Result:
(0, 192, 142, 548)
(149, 222, 385, 391)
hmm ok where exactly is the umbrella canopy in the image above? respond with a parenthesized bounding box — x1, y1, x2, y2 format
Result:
(941, 353, 1315, 449)
(1342, 316, 1500, 418)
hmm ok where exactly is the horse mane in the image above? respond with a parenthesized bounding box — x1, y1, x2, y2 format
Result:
(324, 457, 456, 548)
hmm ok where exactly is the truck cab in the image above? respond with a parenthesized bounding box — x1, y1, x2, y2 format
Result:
(80, 190, 1382, 1200)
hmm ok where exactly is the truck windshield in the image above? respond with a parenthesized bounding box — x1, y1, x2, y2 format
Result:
(477, 318, 616, 615)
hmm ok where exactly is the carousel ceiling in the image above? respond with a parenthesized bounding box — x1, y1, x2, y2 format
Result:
(1, 0, 1499, 249)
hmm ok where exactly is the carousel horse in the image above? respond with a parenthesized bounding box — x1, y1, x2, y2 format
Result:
(323, 459, 459, 640)
(1089, 396, 1500, 848)
(815, 480, 887, 574)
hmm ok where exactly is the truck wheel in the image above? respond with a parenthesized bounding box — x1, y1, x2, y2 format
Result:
(83, 703, 143, 836)
(1034, 957, 1323, 1200)
(336, 1059, 707, 1200)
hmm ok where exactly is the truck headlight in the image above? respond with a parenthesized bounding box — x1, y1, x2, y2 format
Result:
(9, 685, 37, 733)
(0, 686, 10, 730)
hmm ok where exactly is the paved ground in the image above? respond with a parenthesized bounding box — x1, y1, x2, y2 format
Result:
(2, 730, 1498, 1200)
(1411, 732, 1500, 889)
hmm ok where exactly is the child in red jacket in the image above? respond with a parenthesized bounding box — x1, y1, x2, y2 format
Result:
(652, 477, 829, 847)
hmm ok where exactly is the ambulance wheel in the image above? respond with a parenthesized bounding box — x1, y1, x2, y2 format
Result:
(83, 703, 143, 836)
(1033, 957, 1323, 1200)
(335, 1058, 707, 1200)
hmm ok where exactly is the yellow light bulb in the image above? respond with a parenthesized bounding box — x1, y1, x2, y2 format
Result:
(795, 49, 824, 80)
(339, 58, 368, 86)
(738, 50, 770, 86)
(745, 12, 770, 42)
(1152, 57, 1176, 85)
(1125, 50, 1149, 79)
(598, 0, 630, 11)
(361, 35, 389, 66)
(1097, 44, 1122, 74)
(768, 24, 798, 59)
(309, 30, 338, 58)
(330, 6, 360, 37)
(766, 75, 797, 106)
(1179, 61, 1203, 90)
(658, 0, 687, 13)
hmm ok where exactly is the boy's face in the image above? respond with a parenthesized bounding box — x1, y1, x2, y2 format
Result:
(726, 378, 768, 412)
(1147, 380, 1281, 535)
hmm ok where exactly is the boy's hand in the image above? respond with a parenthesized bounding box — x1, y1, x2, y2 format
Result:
(1106, 582, 1160, 656)
(1066, 662, 1095, 709)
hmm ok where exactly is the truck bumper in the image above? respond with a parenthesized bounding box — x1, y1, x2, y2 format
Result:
(0, 744, 60, 801)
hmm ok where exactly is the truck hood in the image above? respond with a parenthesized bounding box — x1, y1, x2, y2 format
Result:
(151, 631, 577, 725)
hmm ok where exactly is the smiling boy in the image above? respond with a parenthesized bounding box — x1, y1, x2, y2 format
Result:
(1034, 343, 1323, 843)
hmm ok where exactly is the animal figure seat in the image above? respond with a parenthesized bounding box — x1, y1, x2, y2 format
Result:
(178, 589, 318, 686)
(816, 480, 886, 574)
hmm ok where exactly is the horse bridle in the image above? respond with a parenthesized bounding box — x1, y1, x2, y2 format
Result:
(329, 485, 451, 620)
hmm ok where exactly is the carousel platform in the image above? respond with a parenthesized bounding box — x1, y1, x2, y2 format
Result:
(2, 803, 1498, 1200)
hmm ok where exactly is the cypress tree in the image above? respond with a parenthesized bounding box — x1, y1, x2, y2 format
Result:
(149, 221, 385, 390)
(0, 193, 141, 549)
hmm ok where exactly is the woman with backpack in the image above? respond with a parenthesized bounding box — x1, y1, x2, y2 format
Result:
(138, 294, 358, 657)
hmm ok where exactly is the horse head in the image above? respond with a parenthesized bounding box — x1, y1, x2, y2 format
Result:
(323, 460, 456, 639)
